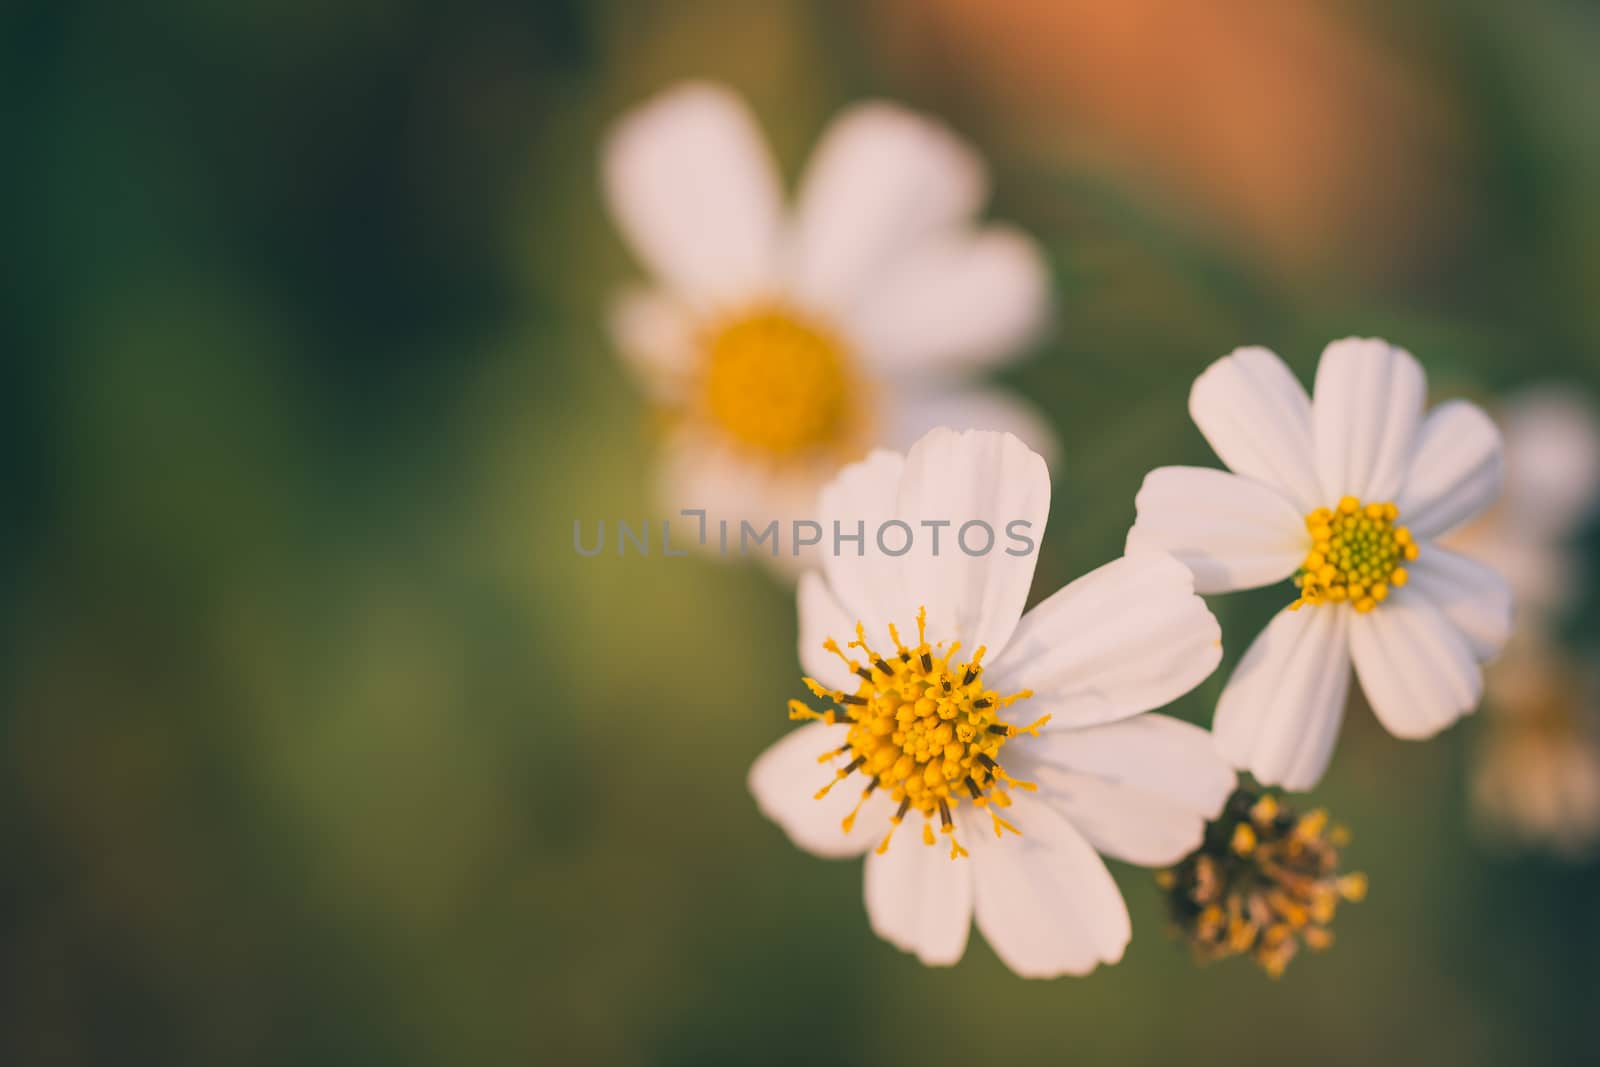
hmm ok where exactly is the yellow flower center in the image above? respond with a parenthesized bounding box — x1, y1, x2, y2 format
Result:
(701, 307, 854, 456)
(788, 608, 1047, 860)
(1290, 496, 1419, 614)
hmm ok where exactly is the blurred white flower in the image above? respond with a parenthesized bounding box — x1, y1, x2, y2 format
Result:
(602, 83, 1054, 571)
(1472, 636, 1600, 858)
(749, 429, 1233, 977)
(1454, 387, 1600, 857)
(1127, 339, 1512, 790)
(1446, 387, 1600, 623)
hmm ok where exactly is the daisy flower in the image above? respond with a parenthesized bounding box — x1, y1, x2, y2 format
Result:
(748, 429, 1234, 977)
(602, 83, 1053, 568)
(1127, 339, 1512, 790)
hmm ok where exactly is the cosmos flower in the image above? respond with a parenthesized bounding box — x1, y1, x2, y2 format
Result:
(602, 82, 1053, 570)
(1127, 339, 1512, 790)
(748, 429, 1234, 977)
(1158, 788, 1366, 978)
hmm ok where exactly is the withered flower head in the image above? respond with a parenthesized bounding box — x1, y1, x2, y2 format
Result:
(1158, 788, 1366, 978)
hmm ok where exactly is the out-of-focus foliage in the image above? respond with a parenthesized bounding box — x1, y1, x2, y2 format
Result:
(4, 1, 1599, 1064)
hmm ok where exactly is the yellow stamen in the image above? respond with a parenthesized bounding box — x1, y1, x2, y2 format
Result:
(787, 606, 1040, 860)
(1296, 809, 1329, 840)
(1338, 873, 1369, 902)
(1159, 788, 1366, 978)
(841, 789, 872, 834)
(990, 811, 1021, 838)
(787, 700, 839, 725)
(1289, 497, 1417, 613)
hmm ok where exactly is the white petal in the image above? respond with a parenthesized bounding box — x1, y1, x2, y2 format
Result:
(1444, 527, 1566, 622)
(1396, 400, 1504, 539)
(1312, 338, 1427, 503)
(788, 103, 985, 314)
(969, 793, 1130, 978)
(1350, 596, 1483, 740)
(989, 552, 1222, 728)
(816, 449, 908, 645)
(895, 429, 1049, 658)
(863, 827, 974, 966)
(656, 430, 765, 542)
(602, 82, 782, 307)
(1214, 606, 1352, 791)
(846, 226, 1050, 377)
(607, 287, 700, 402)
(1188, 346, 1321, 511)
(1405, 544, 1511, 661)
(656, 429, 827, 557)
(884, 385, 1060, 469)
(797, 571, 861, 693)
(748, 724, 892, 858)
(1126, 467, 1306, 593)
(1020, 716, 1235, 866)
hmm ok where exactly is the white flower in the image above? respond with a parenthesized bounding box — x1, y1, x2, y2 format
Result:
(603, 83, 1054, 569)
(1126, 339, 1513, 791)
(1450, 387, 1600, 855)
(1446, 386, 1600, 623)
(748, 429, 1233, 977)
(1472, 635, 1600, 859)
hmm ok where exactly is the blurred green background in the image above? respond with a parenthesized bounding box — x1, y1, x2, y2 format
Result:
(6, 1, 1600, 1064)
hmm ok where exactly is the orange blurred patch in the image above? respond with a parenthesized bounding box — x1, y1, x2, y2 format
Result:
(870, 0, 1470, 279)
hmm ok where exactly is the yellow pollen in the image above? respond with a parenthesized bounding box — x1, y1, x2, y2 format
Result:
(701, 307, 854, 455)
(791, 607, 1041, 860)
(1289, 496, 1418, 614)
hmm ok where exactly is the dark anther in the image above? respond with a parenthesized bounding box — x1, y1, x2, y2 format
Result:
(921, 652, 933, 672)
(873, 658, 892, 674)
(896, 796, 912, 820)
(986, 724, 1010, 736)
(964, 777, 984, 801)
(839, 694, 867, 706)
(963, 667, 979, 685)
(976, 754, 999, 770)
(973, 698, 993, 709)
(854, 667, 873, 681)
(938, 799, 954, 828)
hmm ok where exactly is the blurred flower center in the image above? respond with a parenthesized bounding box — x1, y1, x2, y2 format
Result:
(789, 607, 1046, 859)
(1159, 789, 1367, 978)
(1291, 496, 1418, 613)
(701, 307, 852, 455)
